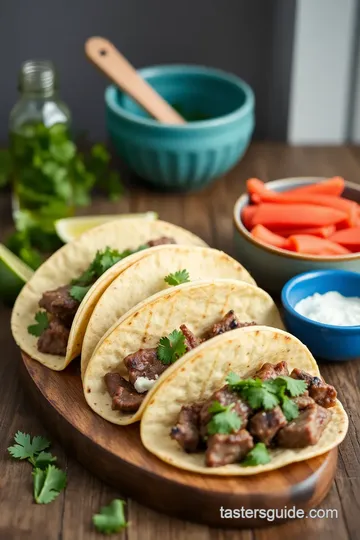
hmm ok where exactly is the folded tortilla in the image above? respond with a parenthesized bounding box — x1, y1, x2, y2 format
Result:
(11, 218, 207, 371)
(81, 245, 256, 377)
(140, 326, 348, 475)
(83, 279, 284, 425)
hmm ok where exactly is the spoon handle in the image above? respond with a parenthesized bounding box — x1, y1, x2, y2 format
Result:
(85, 37, 185, 125)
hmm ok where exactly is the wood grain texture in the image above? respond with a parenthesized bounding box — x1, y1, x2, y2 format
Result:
(0, 143, 359, 539)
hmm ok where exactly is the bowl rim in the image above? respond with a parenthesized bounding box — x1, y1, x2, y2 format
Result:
(105, 64, 255, 130)
(233, 176, 360, 262)
(281, 269, 360, 331)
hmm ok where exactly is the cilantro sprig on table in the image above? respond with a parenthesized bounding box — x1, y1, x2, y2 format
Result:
(157, 329, 187, 365)
(93, 499, 128, 534)
(226, 372, 307, 421)
(27, 312, 49, 337)
(207, 401, 242, 435)
(164, 269, 190, 286)
(8, 432, 66, 505)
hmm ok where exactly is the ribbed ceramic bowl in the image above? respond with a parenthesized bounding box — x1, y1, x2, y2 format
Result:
(233, 177, 360, 293)
(105, 65, 255, 190)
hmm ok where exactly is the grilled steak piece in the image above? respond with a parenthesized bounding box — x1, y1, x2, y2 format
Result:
(146, 236, 176, 247)
(104, 372, 144, 412)
(292, 391, 315, 410)
(39, 285, 80, 327)
(37, 317, 70, 355)
(290, 368, 337, 408)
(124, 348, 168, 386)
(206, 429, 254, 467)
(277, 404, 331, 448)
(199, 385, 252, 437)
(249, 406, 287, 446)
(180, 324, 202, 351)
(207, 310, 257, 338)
(170, 402, 204, 452)
(254, 361, 289, 381)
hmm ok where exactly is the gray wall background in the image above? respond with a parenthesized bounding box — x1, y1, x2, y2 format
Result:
(0, 0, 296, 144)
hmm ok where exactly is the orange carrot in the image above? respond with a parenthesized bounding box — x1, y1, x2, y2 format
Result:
(284, 177, 345, 197)
(251, 225, 290, 249)
(288, 235, 351, 256)
(274, 225, 336, 238)
(247, 177, 345, 200)
(251, 204, 347, 229)
(329, 227, 360, 252)
(241, 205, 257, 229)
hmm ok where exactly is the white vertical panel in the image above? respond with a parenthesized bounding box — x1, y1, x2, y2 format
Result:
(288, 0, 357, 144)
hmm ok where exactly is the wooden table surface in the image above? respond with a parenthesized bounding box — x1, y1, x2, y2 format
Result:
(1, 142, 359, 540)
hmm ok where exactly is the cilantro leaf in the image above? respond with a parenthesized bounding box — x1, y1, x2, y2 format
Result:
(69, 284, 92, 302)
(242, 386, 280, 410)
(8, 432, 50, 460)
(207, 402, 242, 435)
(281, 397, 300, 422)
(27, 311, 49, 337)
(93, 499, 128, 534)
(164, 270, 190, 286)
(276, 376, 307, 397)
(241, 443, 271, 467)
(33, 465, 67, 504)
(157, 329, 187, 365)
(32, 451, 57, 469)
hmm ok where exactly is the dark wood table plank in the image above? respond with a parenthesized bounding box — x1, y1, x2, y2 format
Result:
(0, 143, 359, 539)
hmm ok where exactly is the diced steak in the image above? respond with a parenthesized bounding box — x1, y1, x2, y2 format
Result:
(206, 429, 254, 467)
(104, 372, 144, 412)
(199, 385, 252, 437)
(124, 348, 168, 386)
(277, 404, 331, 448)
(292, 391, 315, 410)
(207, 310, 257, 339)
(290, 368, 337, 408)
(254, 361, 289, 381)
(37, 317, 70, 356)
(180, 324, 202, 351)
(39, 285, 80, 327)
(146, 237, 176, 247)
(170, 402, 204, 452)
(249, 406, 287, 446)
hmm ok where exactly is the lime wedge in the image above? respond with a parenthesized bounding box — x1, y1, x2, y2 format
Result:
(0, 244, 34, 306)
(55, 211, 158, 243)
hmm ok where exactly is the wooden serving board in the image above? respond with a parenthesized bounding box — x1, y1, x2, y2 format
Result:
(20, 352, 337, 529)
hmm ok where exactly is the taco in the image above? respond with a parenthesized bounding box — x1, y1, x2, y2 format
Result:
(11, 218, 207, 371)
(83, 279, 284, 425)
(140, 326, 348, 475)
(81, 245, 256, 377)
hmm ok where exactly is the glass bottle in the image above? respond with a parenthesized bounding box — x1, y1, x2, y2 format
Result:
(9, 60, 74, 243)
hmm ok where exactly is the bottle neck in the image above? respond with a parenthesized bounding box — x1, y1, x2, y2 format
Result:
(19, 60, 58, 99)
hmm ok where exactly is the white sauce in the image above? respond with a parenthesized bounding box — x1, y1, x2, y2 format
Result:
(134, 375, 158, 393)
(294, 291, 360, 326)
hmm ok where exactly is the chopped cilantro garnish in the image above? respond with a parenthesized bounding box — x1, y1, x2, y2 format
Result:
(241, 443, 271, 467)
(207, 401, 242, 435)
(69, 284, 92, 302)
(276, 376, 307, 397)
(27, 311, 49, 337)
(281, 396, 300, 422)
(157, 329, 187, 365)
(93, 499, 128, 534)
(164, 269, 190, 286)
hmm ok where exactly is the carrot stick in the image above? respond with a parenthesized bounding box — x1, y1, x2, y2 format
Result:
(285, 177, 344, 197)
(329, 227, 360, 252)
(241, 206, 257, 229)
(251, 204, 347, 229)
(247, 177, 345, 199)
(274, 225, 336, 239)
(288, 235, 351, 255)
(251, 225, 290, 249)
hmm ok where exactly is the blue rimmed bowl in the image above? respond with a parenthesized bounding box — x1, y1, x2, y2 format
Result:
(105, 65, 255, 190)
(281, 269, 360, 361)
(233, 177, 360, 293)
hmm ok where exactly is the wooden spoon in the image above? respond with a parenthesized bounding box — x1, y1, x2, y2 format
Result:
(85, 37, 186, 125)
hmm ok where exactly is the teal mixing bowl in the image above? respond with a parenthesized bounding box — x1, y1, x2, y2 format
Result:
(105, 65, 255, 190)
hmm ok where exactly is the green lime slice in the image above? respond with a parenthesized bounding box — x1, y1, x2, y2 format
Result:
(0, 244, 34, 306)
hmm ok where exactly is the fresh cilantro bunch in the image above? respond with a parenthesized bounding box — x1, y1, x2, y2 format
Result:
(226, 372, 307, 421)
(157, 329, 187, 365)
(8, 432, 66, 504)
(207, 401, 242, 435)
(93, 499, 128, 534)
(164, 269, 190, 286)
